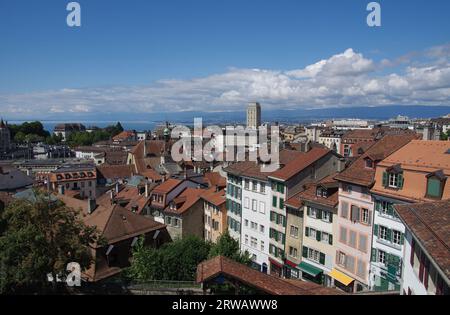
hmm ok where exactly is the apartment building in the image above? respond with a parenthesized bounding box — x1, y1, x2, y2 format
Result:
(202, 188, 227, 243)
(334, 134, 417, 293)
(318, 129, 345, 155)
(283, 192, 304, 280)
(268, 148, 344, 277)
(48, 164, 97, 199)
(295, 174, 339, 287)
(369, 140, 449, 291)
(224, 148, 343, 275)
(395, 200, 450, 295)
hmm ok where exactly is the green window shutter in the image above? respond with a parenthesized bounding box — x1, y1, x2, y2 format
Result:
(329, 234, 333, 245)
(375, 201, 381, 212)
(316, 231, 321, 242)
(427, 178, 441, 198)
(305, 227, 310, 237)
(387, 229, 392, 242)
(307, 207, 311, 216)
(400, 233, 405, 245)
(371, 248, 377, 262)
(302, 246, 308, 258)
(382, 172, 388, 187)
(398, 173, 404, 189)
(283, 215, 286, 227)
(272, 196, 277, 207)
(374, 224, 379, 237)
(282, 234, 286, 245)
(320, 253, 326, 265)
(318, 209, 323, 219)
(279, 198, 284, 210)
(329, 213, 333, 223)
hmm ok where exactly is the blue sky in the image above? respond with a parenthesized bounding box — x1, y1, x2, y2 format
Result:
(0, 0, 449, 119)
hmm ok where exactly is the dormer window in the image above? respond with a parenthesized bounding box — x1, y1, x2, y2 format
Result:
(365, 158, 373, 169)
(382, 164, 404, 189)
(426, 170, 446, 199)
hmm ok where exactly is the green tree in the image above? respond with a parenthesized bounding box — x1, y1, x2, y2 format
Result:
(0, 190, 101, 294)
(126, 236, 211, 282)
(209, 232, 252, 265)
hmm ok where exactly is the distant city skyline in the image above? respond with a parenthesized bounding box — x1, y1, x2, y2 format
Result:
(1, 0, 450, 119)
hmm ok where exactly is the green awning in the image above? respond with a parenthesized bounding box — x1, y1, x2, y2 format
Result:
(298, 261, 323, 277)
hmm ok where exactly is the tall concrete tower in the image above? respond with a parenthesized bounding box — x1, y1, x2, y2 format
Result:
(246, 102, 261, 129)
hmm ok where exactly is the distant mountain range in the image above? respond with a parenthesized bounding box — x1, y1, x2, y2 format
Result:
(12, 105, 450, 126)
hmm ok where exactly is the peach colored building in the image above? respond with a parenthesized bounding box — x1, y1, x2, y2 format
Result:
(202, 188, 227, 243)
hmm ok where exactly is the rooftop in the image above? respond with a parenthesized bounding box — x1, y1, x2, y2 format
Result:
(394, 199, 450, 281)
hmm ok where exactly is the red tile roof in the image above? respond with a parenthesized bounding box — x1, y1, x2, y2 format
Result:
(196, 256, 345, 295)
(152, 179, 182, 194)
(297, 173, 339, 208)
(97, 165, 135, 180)
(395, 199, 450, 280)
(201, 188, 226, 207)
(335, 134, 418, 187)
(270, 147, 330, 181)
(112, 130, 136, 141)
(204, 172, 226, 188)
(164, 187, 204, 215)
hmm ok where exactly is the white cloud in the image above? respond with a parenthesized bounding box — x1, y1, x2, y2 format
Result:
(1, 44, 450, 119)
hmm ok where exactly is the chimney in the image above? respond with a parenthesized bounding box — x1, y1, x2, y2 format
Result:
(110, 189, 114, 204)
(26, 168, 32, 177)
(160, 155, 165, 165)
(88, 198, 97, 214)
(143, 140, 147, 158)
(115, 182, 120, 194)
(58, 185, 65, 195)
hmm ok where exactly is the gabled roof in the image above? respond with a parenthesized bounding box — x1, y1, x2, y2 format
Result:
(56, 194, 165, 246)
(297, 173, 339, 208)
(196, 256, 345, 295)
(130, 140, 166, 158)
(96, 165, 135, 181)
(0, 169, 34, 191)
(151, 178, 182, 194)
(335, 134, 418, 187)
(164, 187, 204, 215)
(201, 188, 226, 207)
(395, 199, 450, 281)
(270, 147, 330, 182)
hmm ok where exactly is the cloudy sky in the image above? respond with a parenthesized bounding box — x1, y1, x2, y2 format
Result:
(1, 0, 449, 119)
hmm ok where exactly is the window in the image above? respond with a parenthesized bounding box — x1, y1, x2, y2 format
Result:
(259, 201, 266, 214)
(358, 234, 367, 252)
(252, 180, 258, 192)
(378, 250, 386, 264)
(365, 159, 373, 168)
(341, 202, 349, 218)
(349, 230, 357, 248)
(290, 225, 299, 238)
(244, 235, 249, 245)
(173, 218, 179, 227)
(309, 228, 317, 239)
(322, 211, 331, 222)
(260, 225, 265, 233)
(393, 230, 402, 245)
(340, 227, 347, 243)
(338, 252, 346, 266)
(379, 226, 388, 241)
(272, 196, 277, 208)
(380, 201, 390, 215)
(261, 241, 265, 252)
(308, 206, 317, 218)
(244, 197, 249, 209)
(244, 179, 249, 190)
(260, 183, 266, 193)
(244, 219, 248, 227)
(361, 208, 369, 224)
(351, 205, 360, 222)
(321, 232, 330, 244)
(166, 217, 172, 225)
(251, 222, 257, 230)
(356, 260, 366, 278)
(289, 247, 298, 258)
(251, 237, 257, 248)
(342, 184, 352, 193)
(252, 199, 257, 211)
(389, 173, 399, 188)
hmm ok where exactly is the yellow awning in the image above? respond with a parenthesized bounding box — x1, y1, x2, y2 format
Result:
(329, 268, 354, 286)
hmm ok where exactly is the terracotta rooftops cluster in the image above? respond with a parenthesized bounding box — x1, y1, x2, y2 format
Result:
(335, 134, 419, 187)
